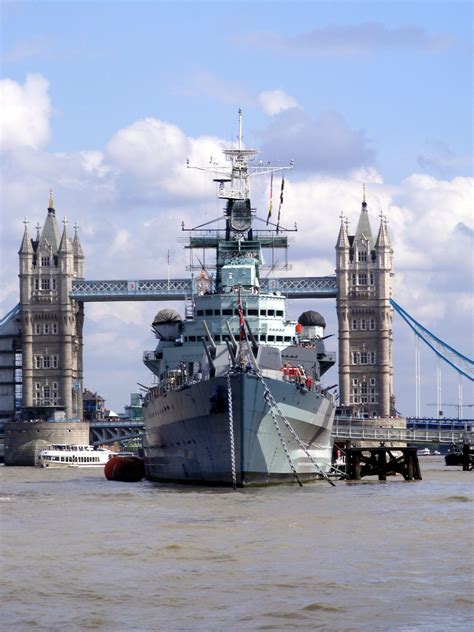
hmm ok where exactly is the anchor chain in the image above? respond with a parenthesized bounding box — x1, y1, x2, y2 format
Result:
(264, 391, 303, 487)
(227, 372, 237, 490)
(259, 373, 335, 487)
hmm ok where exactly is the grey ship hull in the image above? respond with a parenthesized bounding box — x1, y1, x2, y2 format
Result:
(143, 372, 334, 486)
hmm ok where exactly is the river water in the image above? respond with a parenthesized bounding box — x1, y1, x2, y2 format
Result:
(1, 458, 472, 631)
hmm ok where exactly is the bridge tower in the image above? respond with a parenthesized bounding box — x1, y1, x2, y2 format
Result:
(18, 193, 85, 419)
(335, 190, 395, 418)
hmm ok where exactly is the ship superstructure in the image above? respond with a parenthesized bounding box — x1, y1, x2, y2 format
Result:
(142, 112, 336, 486)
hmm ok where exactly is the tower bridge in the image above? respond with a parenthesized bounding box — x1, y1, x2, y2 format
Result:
(69, 276, 338, 302)
(0, 190, 472, 437)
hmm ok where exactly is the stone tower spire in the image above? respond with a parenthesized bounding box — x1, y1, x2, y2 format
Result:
(335, 192, 395, 418)
(19, 195, 84, 419)
(72, 222, 85, 279)
(39, 190, 61, 253)
(18, 218, 34, 407)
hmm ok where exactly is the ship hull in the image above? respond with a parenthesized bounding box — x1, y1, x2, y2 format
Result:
(143, 372, 334, 486)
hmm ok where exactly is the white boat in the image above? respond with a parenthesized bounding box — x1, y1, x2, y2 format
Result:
(417, 447, 431, 456)
(38, 444, 114, 468)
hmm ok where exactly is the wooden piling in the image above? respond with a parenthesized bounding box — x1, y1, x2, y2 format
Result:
(344, 444, 422, 481)
(462, 443, 474, 471)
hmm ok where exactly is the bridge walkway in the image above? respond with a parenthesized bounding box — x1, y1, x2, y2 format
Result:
(89, 418, 474, 447)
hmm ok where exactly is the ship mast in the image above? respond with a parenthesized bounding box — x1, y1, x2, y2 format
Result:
(184, 111, 296, 284)
(187, 109, 293, 203)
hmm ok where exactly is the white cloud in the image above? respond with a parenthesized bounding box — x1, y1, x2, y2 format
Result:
(245, 22, 457, 55)
(258, 89, 299, 116)
(105, 117, 224, 201)
(259, 108, 374, 172)
(0, 74, 51, 151)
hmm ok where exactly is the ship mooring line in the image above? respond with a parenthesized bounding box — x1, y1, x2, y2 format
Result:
(264, 390, 303, 487)
(258, 373, 335, 487)
(226, 371, 237, 490)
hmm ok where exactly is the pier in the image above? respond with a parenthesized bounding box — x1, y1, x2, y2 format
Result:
(343, 444, 422, 481)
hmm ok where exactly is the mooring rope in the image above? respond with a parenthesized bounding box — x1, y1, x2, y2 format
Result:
(227, 371, 237, 490)
(264, 391, 303, 487)
(259, 373, 335, 487)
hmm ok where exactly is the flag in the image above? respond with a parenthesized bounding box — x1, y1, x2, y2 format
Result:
(266, 173, 273, 225)
(276, 176, 285, 232)
(237, 289, 246, 341)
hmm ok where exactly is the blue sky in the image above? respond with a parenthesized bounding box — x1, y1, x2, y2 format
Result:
(2, 1, 472, 178)
(1, 0, 472, 414)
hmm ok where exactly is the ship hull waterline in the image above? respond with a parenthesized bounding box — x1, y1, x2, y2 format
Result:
(143, 372, 335, 487)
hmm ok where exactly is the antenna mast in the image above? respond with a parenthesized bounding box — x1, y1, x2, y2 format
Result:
(238, 108, 243, 151)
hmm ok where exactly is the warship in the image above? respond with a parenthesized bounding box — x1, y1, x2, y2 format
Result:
(142, 112, 336, 487)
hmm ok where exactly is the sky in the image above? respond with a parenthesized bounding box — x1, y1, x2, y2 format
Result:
(1, 0, 473, 416)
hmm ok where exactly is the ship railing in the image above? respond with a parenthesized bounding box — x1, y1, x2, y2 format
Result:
(147, 370, 211, 400)
(143, 350, 158, 361)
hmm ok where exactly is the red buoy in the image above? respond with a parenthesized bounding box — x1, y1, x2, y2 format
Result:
(104, 456, 145, 482)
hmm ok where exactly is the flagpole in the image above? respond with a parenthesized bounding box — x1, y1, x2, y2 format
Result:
(266, 173, 273, 225)
(276, 175, 285, 234)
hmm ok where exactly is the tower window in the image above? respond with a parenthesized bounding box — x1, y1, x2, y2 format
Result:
(369, 319, 376, 330)
(360, 352, 368, 364)
(35, 323, 41, 334)
(358, 251, 367, 262)
(52, 323, 59, 334)
(351, 319, 358, 330)
(41, 278, 50, 290)
(360, 319, 367, 330)
(34, 279, 39, 290)
(369, 352, 376, 364)
(52, 355, 59, 368)
(43, 323, 50, 335)
(369, 272, 374, 285)
(361, 383, 368, 395)
(358, 273, 367, 286)
(52, 278, 57, 290)
(41, 256, 50, 267)
(370, 377, 376, 386)
(34, 356, 42, 369)
(351, 274, 357, 286)
(351, 352, 360, 364)
(43, 356, 51, 369)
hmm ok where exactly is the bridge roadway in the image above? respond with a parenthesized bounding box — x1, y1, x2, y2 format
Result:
(70, 276, 338, 301)
(89, 417, 474, 447)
